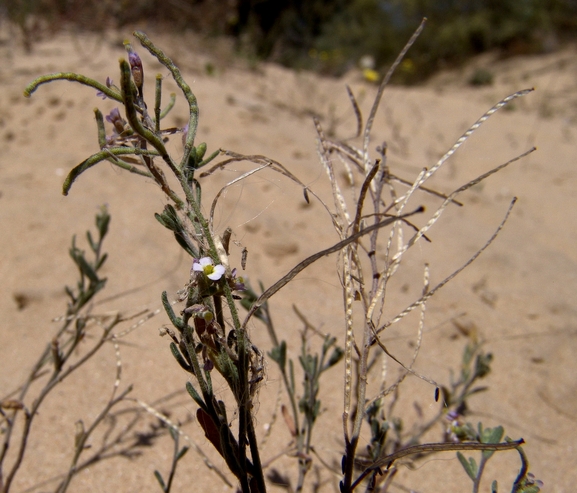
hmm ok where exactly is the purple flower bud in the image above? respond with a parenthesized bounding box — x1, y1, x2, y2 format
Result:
(96, 77, 115, 99)
(229, 268, 246, 291)
(105, 107, 121, 123)
(124, 42, 143, 94)
(105, 108, 127, 135)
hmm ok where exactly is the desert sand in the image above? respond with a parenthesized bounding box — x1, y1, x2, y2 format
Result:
(1, 26, 576, 492)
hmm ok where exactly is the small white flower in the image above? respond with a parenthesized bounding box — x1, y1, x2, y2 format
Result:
(193, 257, 225, 281)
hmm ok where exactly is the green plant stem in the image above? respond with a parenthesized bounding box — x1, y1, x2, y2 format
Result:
(159, 93, 176, 120)
(23, 73, 122, 102)
(94, 108, 107, 147)
(181, 326, 211, 402)
(119, 60, 179, 177)
(472, 454, 490, 493)
(63, 147, 156, 195)
(127, 31, 224, 254)
(223, 284, 263, 493)
(133, 31, 199, 170)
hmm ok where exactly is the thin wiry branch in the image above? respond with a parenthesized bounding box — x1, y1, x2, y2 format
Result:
(376, 197, 517, 337)
(362, 18, 427, 169)
(243, 208, 423, 329)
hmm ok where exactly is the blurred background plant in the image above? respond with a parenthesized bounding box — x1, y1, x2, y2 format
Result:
(1, 209, 144, 493)
(1, 0, 575, 79)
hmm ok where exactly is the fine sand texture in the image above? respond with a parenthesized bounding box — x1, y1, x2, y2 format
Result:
(1, 28, 576, 492)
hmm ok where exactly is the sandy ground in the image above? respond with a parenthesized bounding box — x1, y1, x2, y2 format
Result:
(1, 26, 576, 492)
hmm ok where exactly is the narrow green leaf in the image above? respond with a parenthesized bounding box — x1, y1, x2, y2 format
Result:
(96, 206, 110, 239)
(474, 352, 493, 378)
(94, 108, 107, 148)
(86, 231, 97, 253)
(24, 72, 123, 101)
(313, 400, 321, 420)
(279, 341, 288, 370)
(299, 354, 314, 373)
(322, 334, 336, 353)
(520, 486, 540, 493)
(156, 204, 179, 232)
(210, 348, 236, 389)
(76, 254, 99, 284)
(481, 424, 504, 459)
(153, 470, 166, 491)
(154, 205, 197, 256)
(90, 278, 107, 297)
(195, 142, 207, 163)
(173, 231, 197, 258)
(154, 212, 172, 229)
(457, 452, 477, 481)
(65, 285, 76, 303)
(196, 148, 221, 169)
(95, 252, 108, 270)
(168, 426, 178, 441)
(325, 346, 344, 369)
(162, 291, 185, 331)
(483, 425, 504, 444)
(464, 385, 489, 398)
(62, 148, 159, 195)
(176, 445, 189, 461)
(159, 92, 176, 120)
(268, 341, 287, 370)
(185, 381, 206, 409)
(170, 342, 192, 372)
(62, 153, 110, 195)
(193, 177, 202, 205)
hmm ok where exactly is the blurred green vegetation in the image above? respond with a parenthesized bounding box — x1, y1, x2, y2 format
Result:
(2, 0, 576, 81)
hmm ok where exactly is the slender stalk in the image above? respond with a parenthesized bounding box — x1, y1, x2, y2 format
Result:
(352, 440, 523, 490)
(24, 73, 122, 102)
(132, 31, 199, 170)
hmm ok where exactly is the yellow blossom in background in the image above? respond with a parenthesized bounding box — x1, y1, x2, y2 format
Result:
(362, 68, 380, 83)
